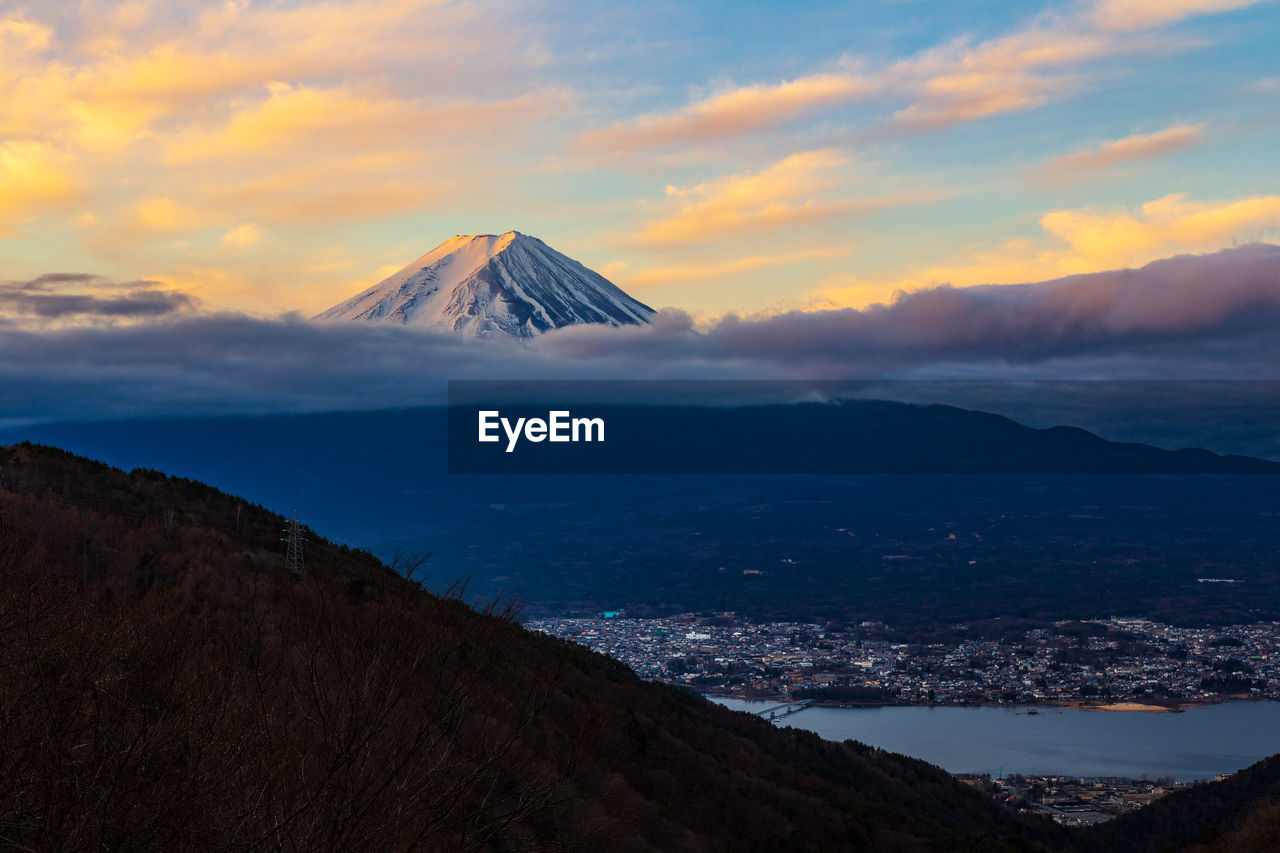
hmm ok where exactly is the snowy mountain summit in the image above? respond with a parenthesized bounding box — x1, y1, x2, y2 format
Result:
(315, 231, 654, 338)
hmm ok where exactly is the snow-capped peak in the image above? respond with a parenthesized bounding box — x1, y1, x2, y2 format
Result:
(314, 231, 654, 338)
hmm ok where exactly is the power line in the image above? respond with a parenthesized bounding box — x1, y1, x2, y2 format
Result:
(284, 508, 306, 577)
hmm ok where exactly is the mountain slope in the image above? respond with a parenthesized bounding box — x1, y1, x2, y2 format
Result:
(0, 442, 1071, 852)
(8, 443, 1280, 850)
(1090, 753, 1280, 852)
(315, 231, 654, 338)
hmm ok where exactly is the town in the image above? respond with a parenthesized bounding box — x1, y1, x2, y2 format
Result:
(526, 613, 1280, 709)
(958, 773, 1218, 826)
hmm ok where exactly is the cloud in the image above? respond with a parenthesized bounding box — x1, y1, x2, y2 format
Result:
(1041, 193, 1280, 263)
(821, 192, 1280, 307)
(136, 196, 209, 233)
(2, 244, 1280, 425)
(0, 274, 195, 326)
(0, 15, 52, 52)
(0, 1, 549, 143)
(883, 25, 1107, 131)
(626, 150, 866, 247)
(578, 73, 876, 155)
(163, 83, 565, 163)
(548, 243, 1280, 375)
(0, 1, 571, 278)
(625, 248, 851, 287)
(219, 223, 262, 250)
(0, 140, 76, 235)
(1039, 123, 1205, 172)
(1089, 0, 1268, 33)
(138, 85, 568, 232)
(578, 0, 1256, 156)
(576, 25, 1111, 157)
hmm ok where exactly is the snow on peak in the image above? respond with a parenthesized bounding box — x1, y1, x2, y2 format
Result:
(314, 231, 654, 338)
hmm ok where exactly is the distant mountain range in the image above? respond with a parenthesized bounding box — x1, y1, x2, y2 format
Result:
(315, 231, 654, 337)
(447, 398, 1280, 474)
(7, 399, 1280, 627)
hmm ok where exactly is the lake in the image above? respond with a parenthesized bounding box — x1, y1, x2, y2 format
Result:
(708, 698, 1280, 781)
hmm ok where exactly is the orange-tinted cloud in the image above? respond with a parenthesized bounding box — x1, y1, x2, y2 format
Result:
(0, 4, 564, 204)
(165, 83, 566, 163)
(578, 73, 875, 156)
(0, 14, 52, 52)
(1040, 124, 1205, 172)
(148, 82, 568, 229)
(219, 223, 262, 250)
(884, 25, 1110, 130)
(1090, 0, 1267, 32)
(0, 141, 77, 235)
(624, 248, 851, 287)
(0, 1, 572, 315)
(135, 197, 209, 233)
(819, 192, 1280, 308)
(1043, 193, 1280, 261)
(627, 150, 879, 247)
(579, 0, 1254, 155)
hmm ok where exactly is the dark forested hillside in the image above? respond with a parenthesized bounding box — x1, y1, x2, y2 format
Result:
(0, 442, 1064, 851)
(1086, 754, 1280, 852)
(0, 441, 1275, 852)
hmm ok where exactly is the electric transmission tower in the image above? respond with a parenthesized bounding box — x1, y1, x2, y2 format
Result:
(284, 509, 305, 576)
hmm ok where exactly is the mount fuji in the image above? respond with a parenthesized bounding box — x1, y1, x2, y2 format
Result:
(315, 231, 655, 338)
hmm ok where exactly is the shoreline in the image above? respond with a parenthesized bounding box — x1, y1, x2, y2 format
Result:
(1057, 701, 1190, 714)
(705, 693, 1269, 714)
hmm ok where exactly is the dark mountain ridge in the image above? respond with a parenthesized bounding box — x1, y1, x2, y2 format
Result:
(445, 398, 1280, 473)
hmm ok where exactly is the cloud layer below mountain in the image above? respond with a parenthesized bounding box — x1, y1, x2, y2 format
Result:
(4, 244, 1280, 424)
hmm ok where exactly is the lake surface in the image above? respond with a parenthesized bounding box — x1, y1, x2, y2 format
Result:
(708, 698, 1280, 781)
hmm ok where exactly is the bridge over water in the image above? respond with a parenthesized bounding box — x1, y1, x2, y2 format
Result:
(754, 699, 814, 722)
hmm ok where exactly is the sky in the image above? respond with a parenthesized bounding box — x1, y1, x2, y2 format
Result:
(2, 0, 1279, 323)
(3, 0, 1280, 431)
